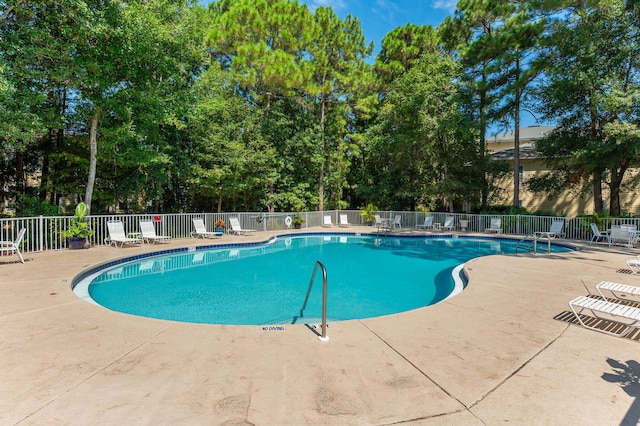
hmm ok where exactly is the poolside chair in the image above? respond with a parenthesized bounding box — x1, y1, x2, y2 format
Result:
(589, 223, 609, 244)
(339, 214, 350, 227)
(323, 215, 333, 227)
(139, 220, 171, 244)
(106, 221, 142, 247)
(228, 217, 256, 235)
(441, 215, 455, 231)
(568, 295, 640, 337)
(375, 215, 391, 231)
(191, 218, 223, 239)
(534, 220, 565, 239)
(623, 225, 639, 246)
(595, 281, 640, 302)
(391, 215, 402, 229)
(608, 225, 634, 248)
(485, 218, 502, 234)
(0, 228, 26, 263)
(627, 256, 640, 274)
(416, 216, 434, 230)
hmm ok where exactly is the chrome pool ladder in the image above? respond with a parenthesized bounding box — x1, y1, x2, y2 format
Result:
(299, 261, 329, 341)
(516, 233, 551, 254)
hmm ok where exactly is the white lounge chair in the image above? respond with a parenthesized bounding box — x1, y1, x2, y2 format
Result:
(596, 281, 640, 302)
(535, 220, 565, 239)
(191, 218, 223, 239)
(139, 220, 171, 244)
(391, 215, 401, 229)
(323, 215, 333, 227)
(416, 216, 434, 230)
(441, 216, 455, 231)
(589, 223, 609, 244)
(627, 256, 640, 274)
(339, 214, 350, 227)
(229, 217, 256, 235)
(106, 221, 142, 247)
(569, 295, 640, 337)
(485, 218, 502, 234)
(608, 225, 634, 247)
(0, 228, 26, 263)
(375, 215, 391, 231)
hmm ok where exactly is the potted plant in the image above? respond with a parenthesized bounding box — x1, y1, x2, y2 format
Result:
(360, 203, 378, 226)
(60, 202, 94, 249)
(292, 214, 304, 229)
(214, 218, 225, 233)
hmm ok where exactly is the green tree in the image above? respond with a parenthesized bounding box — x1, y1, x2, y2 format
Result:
(439, 0, 545, 209)
(187, 65, 276, 212)
(375, 23, 439, 86)
(532, 0, 640, 216)
(307, 7, 372, 210)
(364, 53, 478, 211)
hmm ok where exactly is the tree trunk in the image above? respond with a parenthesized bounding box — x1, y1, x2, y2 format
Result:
(593, 169, 604, 214)
(84, 111, 99, 214)
(513, 57, 521, 209)
(16, 150, 24, 194)
(318, 88, 327, 212)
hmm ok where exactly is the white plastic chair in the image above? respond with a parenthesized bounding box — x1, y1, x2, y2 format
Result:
(139, 220, 171, 244)
(441, 216, 455, 231)
(416, 216, 434, 230)
(0, 228, 26, 263)
(485, 218, 502, 234)
(106, 221, 142, 247)
(535, 220, 565, 239)
(589, 223, 608, 244)
(191, 218, 222, 239)
(339, 214, 350, 227)
(229, 217, 256, 235)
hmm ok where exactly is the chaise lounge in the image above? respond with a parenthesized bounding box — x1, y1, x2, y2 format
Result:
(229, 217, 256, 235)
(106, 221, 142, 247)
(139, 220, 171, 244)
(569, 295, 640, 337)
(191, 218, 223, 239)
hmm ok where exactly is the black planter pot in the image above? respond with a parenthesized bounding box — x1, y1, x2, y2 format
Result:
(294, 223, 302, 229)
(68, 237, 87, 250)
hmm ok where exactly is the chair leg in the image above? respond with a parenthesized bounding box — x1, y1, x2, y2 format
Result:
(16, 249, 24, 263)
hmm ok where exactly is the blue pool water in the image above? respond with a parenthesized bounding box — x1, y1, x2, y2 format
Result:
(81, 234, 570, 325)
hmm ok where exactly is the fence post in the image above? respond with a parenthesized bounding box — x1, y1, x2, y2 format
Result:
(38, 215, 44, 252)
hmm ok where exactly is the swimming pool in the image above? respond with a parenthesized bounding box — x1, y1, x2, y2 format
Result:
(75, 234, 571, 325)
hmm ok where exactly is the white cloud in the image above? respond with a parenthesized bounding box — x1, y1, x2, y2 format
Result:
(308, 0, 347, 10)
(372, 0, 400, 22)
(432, 0, 457, 13)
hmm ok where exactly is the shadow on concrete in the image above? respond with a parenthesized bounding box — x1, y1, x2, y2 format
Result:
(602, 358, 640, 426)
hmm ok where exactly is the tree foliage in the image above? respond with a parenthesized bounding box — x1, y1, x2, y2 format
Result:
(1, 0, 639, 217)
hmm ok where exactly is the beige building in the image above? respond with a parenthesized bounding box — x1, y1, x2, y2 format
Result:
(487, 125, 640, 217)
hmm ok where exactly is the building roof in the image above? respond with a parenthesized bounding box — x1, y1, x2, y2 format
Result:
(486, 125, 556, 143)
(491, 143, 540, 161)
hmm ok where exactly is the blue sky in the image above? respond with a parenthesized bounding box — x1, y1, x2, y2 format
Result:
(299, 0, 457, 57)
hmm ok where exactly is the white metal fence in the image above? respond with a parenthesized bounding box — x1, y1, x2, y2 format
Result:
(1, 210, 637, 256)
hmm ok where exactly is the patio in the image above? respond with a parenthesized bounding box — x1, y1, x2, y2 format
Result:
(1, 226, 640, 425)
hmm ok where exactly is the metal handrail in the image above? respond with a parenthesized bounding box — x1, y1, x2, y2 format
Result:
(516, 233, 551, 254)
(299, 261, 329, 341)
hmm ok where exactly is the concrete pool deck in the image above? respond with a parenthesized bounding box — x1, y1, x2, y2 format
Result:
(2, 227, 640, 425)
